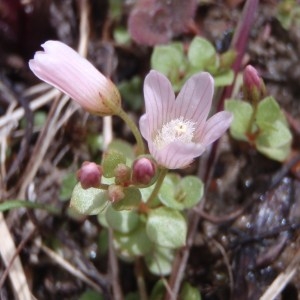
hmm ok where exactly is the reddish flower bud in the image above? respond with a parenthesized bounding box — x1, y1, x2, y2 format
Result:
(243, 65, 266, 104)
(76, 161, 102, 189)
(132, 157, 157, 186)
(114, 163, 131, 185)
(108, 185, 125, 203)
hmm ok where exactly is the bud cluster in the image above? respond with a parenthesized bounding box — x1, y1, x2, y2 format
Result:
(75, 155, 157, 204)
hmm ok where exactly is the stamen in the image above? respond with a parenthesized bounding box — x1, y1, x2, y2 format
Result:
(153, 117, 196, 149)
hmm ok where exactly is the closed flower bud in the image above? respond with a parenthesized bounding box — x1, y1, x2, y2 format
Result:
(243, 65, 266, 104)
(76, 161, 102, 189)
(29, 40, 121, 116)
(132, 156, 157, 185)
(114, 163, 131, 185)
(108, 185, 125, 203)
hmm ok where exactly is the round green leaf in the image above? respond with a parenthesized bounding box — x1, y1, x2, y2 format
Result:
(70, 183, 108, 215)
(145, 246, 174, 275)
(225, 99, 253, 141)
(188, 37, 216, 69)
(256, 96, 286, 127)
(146, 207, 187, 248)
(151, 43, 186, 90)
(180, 176, 204, 209)
(114, 225, 153, 260)
(256, 120, 292, 161)
(105, 205, 139, 233)
(158, 175, 184, 210)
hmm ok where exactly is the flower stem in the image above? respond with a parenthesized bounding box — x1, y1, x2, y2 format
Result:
(146, 168, 168, 206)
(116, 107, 145, 155)
(103, 98, 145, 155)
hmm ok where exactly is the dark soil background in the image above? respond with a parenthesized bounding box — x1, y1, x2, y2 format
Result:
(1, 0, 300, 299)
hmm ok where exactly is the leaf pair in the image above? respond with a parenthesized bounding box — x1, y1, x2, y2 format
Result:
(225, 96, 292, 161)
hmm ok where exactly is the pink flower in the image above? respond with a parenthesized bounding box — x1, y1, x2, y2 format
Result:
(139, 70, 233, 169)
(29, 40, 121, 116)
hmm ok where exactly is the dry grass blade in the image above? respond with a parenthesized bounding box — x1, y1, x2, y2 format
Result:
(0, 88, 60, 129)
(260, 248, 300, 300)
(17, 94, 77, 198)
(37, 242, 103, 293)
(0, 213, 32, 300)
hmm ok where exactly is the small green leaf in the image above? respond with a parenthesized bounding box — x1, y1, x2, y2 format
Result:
(180, 282, 201, 300)
(256, 96, 287, 127)
(105, 205, 139, 233)
(145, 246, 174, 275)
(159, 175, 184, 210)
(151, 43, 186, 89)
(256, 120, 292, 161)
(114, 224, 153, 259)
(188, 37, 216, 69)
(158, 174, 203, 210)
(112, 187, 141, 210)
(146, 207, 187, 248)
(70, 183, 108, 215)
(225, 99, 253, 141)
(102, 150, 127, 178)
(179, 176, 204, 209)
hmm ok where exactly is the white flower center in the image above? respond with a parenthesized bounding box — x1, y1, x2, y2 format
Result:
(153, 117, 196, 149)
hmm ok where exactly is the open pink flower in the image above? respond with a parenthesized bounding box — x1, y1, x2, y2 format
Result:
(139, 70, 233, 169)
(29, 40, 121, 116)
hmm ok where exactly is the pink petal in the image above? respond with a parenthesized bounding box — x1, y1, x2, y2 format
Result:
(199, 111, 233, 146)
(29, 42, 104, 104)
(139, 114, 150, 140)
(148, 141, 205, 169)
(174, 72, 214, 129)
(29, 41, 119, 116)
(143, 70, 175, 135)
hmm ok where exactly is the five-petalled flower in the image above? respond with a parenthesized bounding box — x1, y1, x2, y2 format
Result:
(139, 70, 233, 169)
(29, 40, 121, 116)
